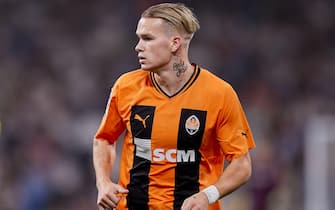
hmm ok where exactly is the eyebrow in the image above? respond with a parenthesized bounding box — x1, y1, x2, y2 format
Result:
(136, 32, 154, 38)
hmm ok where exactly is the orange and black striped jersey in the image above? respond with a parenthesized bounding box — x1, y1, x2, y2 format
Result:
(95, 64, 255, 210)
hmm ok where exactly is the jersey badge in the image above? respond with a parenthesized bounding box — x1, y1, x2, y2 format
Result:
(185, 115, 200, 135)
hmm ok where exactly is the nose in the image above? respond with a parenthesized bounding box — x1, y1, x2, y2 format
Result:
(135, 39, 143, 52)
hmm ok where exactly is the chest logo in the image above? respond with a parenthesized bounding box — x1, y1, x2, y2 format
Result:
(134, 114, 150, 128)
(185, 115, 200, 135)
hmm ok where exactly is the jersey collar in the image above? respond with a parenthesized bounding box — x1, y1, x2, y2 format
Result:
(150, 64, 201, 98)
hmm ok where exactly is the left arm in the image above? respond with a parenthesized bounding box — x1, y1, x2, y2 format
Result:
(181, 152, 252, 210)
(214, 152, 251, 197)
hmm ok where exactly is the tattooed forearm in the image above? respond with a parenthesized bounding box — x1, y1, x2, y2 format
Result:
(173, 60, 187, 77)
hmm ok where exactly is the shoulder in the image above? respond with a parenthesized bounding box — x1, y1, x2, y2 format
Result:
(198, 67, 242, 111)
(113, 69, 150, 88)
(117, 69, 148, 83)
(199, 67, 235, 93)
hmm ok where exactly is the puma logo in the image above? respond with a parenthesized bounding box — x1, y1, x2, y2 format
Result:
(134, 114, 150, 128)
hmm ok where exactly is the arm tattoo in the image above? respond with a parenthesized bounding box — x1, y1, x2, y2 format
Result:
(173, 60, 187, 77)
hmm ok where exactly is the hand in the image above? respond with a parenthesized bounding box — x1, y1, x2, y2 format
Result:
(181, 191, 209, 210)
(97, 180, 128, 210)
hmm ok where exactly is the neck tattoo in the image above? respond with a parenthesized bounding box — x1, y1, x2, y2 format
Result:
(173, 60, 187, 77)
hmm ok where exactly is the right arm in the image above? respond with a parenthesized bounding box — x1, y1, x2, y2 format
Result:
(93, 138, 128, 210)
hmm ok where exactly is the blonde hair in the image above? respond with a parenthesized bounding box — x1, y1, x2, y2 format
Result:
(141, 3, 200, 40)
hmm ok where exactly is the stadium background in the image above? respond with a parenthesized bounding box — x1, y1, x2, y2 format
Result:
(0, 0, 334, 210)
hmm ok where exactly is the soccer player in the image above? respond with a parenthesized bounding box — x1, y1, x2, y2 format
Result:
(93, 3, 255, 210)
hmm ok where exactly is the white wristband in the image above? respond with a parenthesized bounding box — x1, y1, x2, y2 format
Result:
(202, 185, 220, 204)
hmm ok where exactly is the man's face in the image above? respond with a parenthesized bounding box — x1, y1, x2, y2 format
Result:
(135, 17, 174, 71)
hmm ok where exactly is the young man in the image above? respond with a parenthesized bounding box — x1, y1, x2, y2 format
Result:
(93, 3, 255, 210)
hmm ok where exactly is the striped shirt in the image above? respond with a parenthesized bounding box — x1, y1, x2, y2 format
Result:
(95, 64, 255, 210)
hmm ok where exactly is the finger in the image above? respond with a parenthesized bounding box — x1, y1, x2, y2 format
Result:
(116, 189, 128, 198)
(101, 198, 117, 209)
(181, 199, 190, 210)
(182, 196, 199, 210)
(98, 201, 109, 210)
(98, 195, 117, 209)
(116, 186, 129, 194)
(107, 192, 122, 203)
(97, 195, 110, 205)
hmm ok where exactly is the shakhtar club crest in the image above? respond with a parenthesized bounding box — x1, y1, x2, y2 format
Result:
(185, 115, 200, 135)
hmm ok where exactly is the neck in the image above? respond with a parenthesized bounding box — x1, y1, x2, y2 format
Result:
(154, 60, 194, 96)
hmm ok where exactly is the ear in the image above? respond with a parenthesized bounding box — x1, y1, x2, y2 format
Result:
(170, 36, 182, 53)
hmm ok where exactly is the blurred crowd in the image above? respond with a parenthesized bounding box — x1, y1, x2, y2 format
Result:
(0, 0, 334, 210)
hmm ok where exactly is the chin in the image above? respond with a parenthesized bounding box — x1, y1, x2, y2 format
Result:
(140, 63, 166, 73)
(140, 64, 155, 72)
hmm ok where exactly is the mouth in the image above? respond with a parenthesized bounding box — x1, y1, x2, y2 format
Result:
(138, 56, 145, 63)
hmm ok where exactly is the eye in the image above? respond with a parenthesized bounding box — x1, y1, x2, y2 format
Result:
(142, 35, 153, 41)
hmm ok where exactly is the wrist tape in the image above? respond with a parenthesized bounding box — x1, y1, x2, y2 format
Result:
(202, 185, 220, 204)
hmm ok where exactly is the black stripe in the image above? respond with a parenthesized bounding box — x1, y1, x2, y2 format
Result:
(173, 109, 207, 210)
(149, 72, 158, 90)
(184, 66, 201, 93)
(127, 105, 155, 210)
(150, 72, 167, 97)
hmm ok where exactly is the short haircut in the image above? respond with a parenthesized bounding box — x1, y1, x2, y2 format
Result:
(141, 3, 200, 39)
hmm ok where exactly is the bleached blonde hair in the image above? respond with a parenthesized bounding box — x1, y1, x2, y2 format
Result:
(141, 3, 200, 40)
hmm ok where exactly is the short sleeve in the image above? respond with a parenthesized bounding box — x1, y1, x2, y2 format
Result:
(216, 85, 255, 162)
(94, 80, 126, 144)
